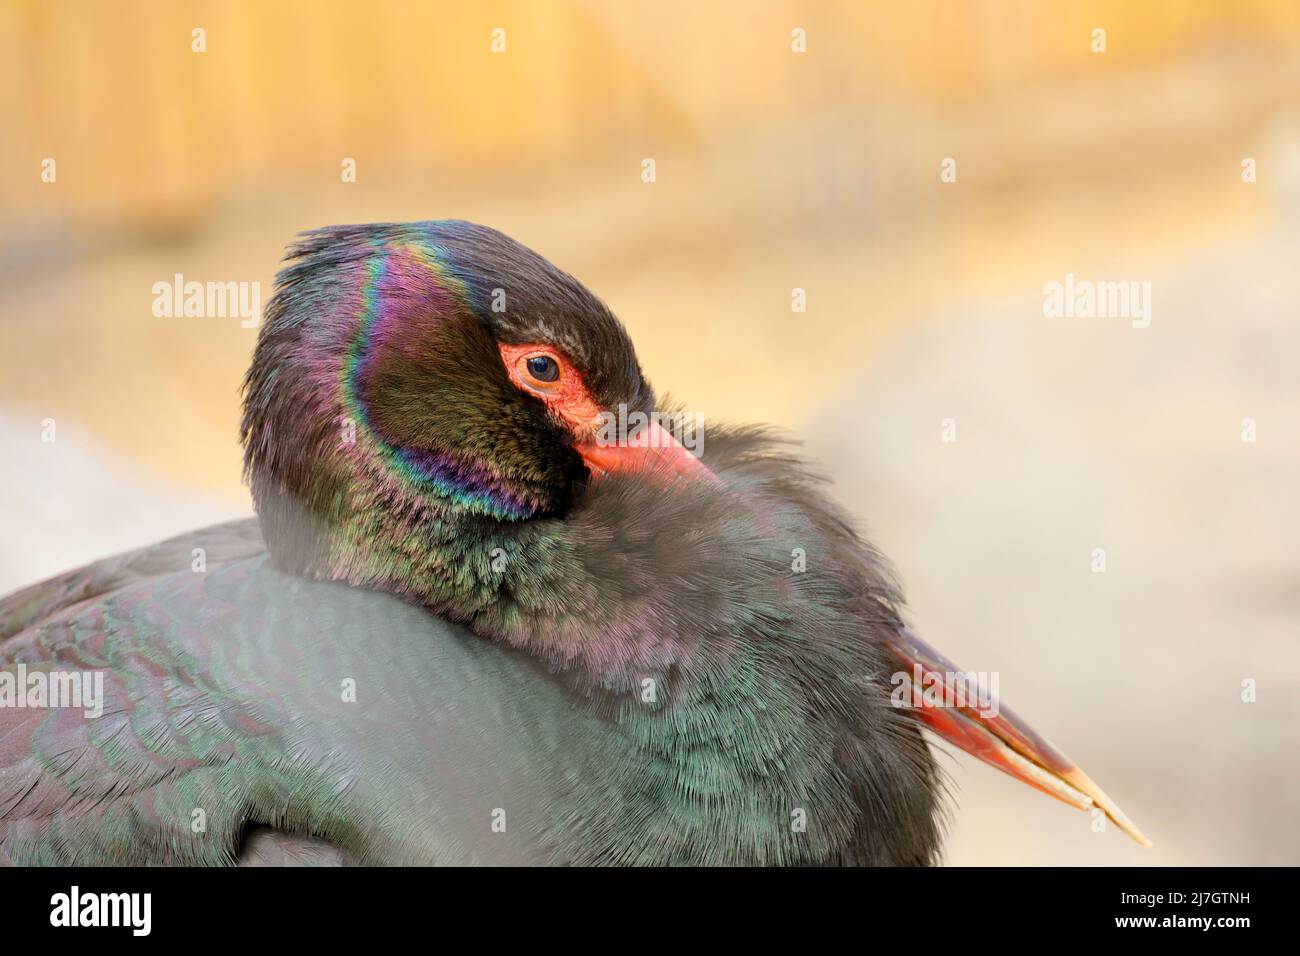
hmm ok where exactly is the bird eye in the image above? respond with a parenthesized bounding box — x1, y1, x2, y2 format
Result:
(525, 355, 560, 383)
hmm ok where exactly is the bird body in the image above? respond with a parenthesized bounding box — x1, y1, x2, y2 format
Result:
(4, 532, 657, 866)
(1, 497, 936, 866)
(0, 221, 1145, 865)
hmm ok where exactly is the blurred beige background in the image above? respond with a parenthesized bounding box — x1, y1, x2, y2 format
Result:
(1, 0, 1298, 864)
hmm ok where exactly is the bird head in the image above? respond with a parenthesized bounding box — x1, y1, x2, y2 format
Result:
(241, 221, 715, 594)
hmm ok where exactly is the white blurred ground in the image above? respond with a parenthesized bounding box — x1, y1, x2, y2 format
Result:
(0, 413, 249, 596)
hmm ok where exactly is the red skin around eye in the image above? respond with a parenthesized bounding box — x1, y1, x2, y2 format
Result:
(498, 343, 604, 435)
(498, 342, 719, 485)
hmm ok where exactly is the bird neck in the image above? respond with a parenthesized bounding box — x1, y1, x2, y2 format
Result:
(262, 429, 902, 698)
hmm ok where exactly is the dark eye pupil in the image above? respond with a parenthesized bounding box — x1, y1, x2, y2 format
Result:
(527, 356, 559, 382)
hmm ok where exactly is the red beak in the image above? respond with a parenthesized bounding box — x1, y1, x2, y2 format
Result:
(576, 420, 719, 485)
(886, 626, 1152, 846)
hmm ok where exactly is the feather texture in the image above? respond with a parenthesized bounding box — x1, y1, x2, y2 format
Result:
(0, 222, 945, 864)
(1, 428, 941, 865)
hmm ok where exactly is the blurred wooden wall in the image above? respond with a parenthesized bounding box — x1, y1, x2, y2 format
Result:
(3, 0, 1299, 229)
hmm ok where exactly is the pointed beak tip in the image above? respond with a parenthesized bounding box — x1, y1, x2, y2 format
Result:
(1056, 764, 1153, 848)
(886, 627, 1153, 850)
